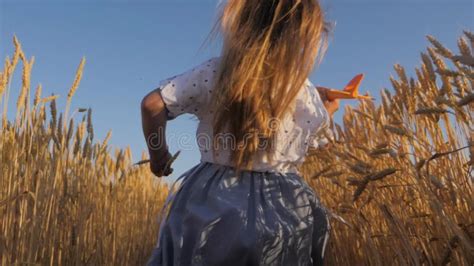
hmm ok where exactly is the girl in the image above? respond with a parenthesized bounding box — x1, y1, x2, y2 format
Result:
(141, 1, 339, 265)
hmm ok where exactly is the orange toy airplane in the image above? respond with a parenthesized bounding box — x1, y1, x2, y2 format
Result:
(318, 74, 374, 101)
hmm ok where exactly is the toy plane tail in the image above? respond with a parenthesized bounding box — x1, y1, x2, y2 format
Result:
(343, 74, 365, 97)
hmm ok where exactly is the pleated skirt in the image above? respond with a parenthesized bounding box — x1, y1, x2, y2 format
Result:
(146, 162, 331, 266)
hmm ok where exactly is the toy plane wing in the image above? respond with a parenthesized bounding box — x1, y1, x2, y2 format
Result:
(324, 74, 374, 101)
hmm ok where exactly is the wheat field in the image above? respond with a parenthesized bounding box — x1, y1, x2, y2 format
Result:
(0, 32, 473, 265)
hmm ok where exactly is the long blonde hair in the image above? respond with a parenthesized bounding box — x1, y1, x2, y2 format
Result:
(210, 0, 330, 171)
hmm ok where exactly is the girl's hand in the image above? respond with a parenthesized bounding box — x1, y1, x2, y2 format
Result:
(316, 86, 340, 117)
(150, 150, 174, 177)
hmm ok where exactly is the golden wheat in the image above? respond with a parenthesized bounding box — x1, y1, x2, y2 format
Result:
(301, 32, 473, 265)
(1, 32, 473, 265)
(0, 37, 168, 265)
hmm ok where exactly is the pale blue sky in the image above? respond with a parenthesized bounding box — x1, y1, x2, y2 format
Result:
(1, 0, 472, 181)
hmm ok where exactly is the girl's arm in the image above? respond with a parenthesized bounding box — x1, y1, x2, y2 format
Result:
(141, 89, 173, 177)
(141, 59, 218, 176)
(317, 86, 340, 116)
(309, 86, 339, 150)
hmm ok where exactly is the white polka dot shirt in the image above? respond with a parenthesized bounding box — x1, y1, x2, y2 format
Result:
(158, 57, 334, 174)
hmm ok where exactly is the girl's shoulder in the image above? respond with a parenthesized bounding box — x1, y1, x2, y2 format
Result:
(301, 78, 325, 107)
(199, 57, 221, 71)
(292, 78, 331, 132)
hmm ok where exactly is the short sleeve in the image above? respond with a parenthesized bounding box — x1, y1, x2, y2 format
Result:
(158, 57, 219, 120)
(307, 82, 335, 149)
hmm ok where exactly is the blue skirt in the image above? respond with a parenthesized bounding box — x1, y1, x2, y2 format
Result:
(147, 162, 331, 266)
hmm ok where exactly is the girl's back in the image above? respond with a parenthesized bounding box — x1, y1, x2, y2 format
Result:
(142, 1, 337, 265)
(158, 56, 334, 174)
